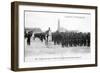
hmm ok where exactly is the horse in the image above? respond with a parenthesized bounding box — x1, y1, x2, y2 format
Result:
(33, 32, 46, 42)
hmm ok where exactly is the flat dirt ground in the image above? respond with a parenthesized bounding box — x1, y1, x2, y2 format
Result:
(24, 38, 91, 62)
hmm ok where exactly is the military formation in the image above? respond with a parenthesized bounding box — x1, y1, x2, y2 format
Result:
(52, 31, 90, 47)
(25, 29, 90, 48)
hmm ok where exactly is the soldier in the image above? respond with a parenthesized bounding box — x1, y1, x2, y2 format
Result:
(27, 31, 32, 45)
(45, 27, 52, 47)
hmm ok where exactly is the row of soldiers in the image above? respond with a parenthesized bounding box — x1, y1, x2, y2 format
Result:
(52, 32, 90, 47)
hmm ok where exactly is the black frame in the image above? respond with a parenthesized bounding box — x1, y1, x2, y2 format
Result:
(11, 1, 98, 71)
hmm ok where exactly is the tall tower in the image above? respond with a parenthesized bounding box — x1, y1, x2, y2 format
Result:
(58, 19, 60, 32)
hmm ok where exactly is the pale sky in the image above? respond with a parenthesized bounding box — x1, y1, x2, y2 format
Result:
(25, 11, 91, 32)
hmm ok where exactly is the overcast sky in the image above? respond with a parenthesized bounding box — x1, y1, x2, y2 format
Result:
(25, 11, 91, 32)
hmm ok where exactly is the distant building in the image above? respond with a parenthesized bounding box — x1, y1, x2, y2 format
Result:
(57, 19, 60, 32)
(25, 28, 42, 33)
(57, 19, 67, 32)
